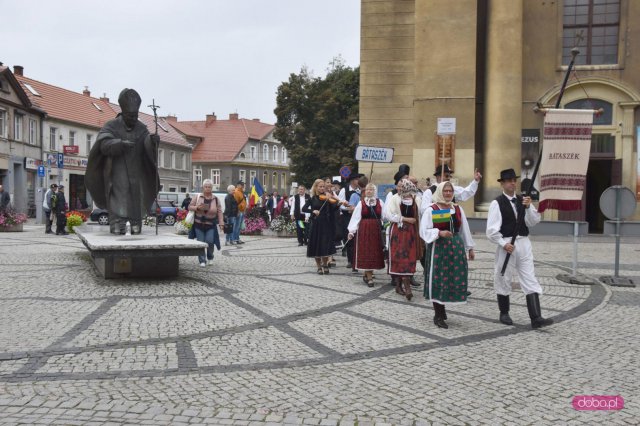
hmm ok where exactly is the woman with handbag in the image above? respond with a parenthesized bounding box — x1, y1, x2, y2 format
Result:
(302, 179, 346, 275)
(347, 183, 385, 287)
(188, 179, 224, 267)
(224, 185, 238, 245)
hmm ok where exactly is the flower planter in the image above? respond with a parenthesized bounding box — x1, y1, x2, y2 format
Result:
(0, 223, 23, 232)
(276, 230, 296, 238)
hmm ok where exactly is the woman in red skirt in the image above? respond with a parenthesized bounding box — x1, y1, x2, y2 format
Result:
(385, 179, 422, 300)
(347, 183, 385, 287)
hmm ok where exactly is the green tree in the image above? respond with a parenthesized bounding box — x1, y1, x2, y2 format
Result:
(274, 60, 359, 187)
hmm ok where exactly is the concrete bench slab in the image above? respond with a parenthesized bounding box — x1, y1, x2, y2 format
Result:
(75, 225, 207, 279)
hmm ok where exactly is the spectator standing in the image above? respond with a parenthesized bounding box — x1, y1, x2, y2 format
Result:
(291, 185, 310, 246)
(232, 181, 247, 244)
(181, 193, 192, 210)
(53, 184, 69, 235)
(224, 185, 238, 246)
(42, 184, 58, 234)
(0, 185, 10, 212)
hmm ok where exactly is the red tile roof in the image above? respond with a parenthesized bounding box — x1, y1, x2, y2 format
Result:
(15, 75, 117, 129)
(172, 118, 275, 162)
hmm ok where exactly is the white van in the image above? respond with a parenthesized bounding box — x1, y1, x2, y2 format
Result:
(160, 191, 226, 213)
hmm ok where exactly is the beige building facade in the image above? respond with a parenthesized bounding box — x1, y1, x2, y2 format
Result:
(360, 0, 640, 231)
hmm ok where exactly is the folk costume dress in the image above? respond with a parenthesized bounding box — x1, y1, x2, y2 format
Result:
(386, 193, 422, 276)
(347, 198, 386, 271)
(302, 195, 338, 258)
(420, 203, 474, 305)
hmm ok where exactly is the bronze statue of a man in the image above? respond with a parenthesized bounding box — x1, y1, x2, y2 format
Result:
(86, 88, 159, 234)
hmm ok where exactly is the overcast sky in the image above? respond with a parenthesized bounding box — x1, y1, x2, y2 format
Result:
(1, 0, 360, 124)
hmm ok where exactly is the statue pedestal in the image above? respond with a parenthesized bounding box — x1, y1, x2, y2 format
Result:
(75, 225, 207, 279)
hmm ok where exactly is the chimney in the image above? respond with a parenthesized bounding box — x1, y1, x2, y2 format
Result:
(83, 86, 91, 97)
(100, 93, 109, 103)
(13, 65, 24, 76)
(165, 115, 177, 122)
(229, 113, 239, 120)
(206, 113, 217, 126)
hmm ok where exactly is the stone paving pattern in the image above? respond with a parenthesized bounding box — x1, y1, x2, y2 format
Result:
(0, 223, 638, 424)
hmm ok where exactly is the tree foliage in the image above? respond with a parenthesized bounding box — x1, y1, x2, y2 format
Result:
(274, 59, 359, 187)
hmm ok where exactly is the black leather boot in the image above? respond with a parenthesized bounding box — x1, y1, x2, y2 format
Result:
(433, 303, 448, 329)
(497, 295, 513, 325)
(526, 293, 554, 329)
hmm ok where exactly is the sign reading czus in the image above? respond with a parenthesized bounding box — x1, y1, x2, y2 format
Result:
(355, 145, 394, 163)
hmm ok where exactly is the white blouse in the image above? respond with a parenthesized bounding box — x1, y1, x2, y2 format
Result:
(419, 204, 475, 251)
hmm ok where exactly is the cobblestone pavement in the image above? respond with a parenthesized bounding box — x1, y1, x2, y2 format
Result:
(0, 224, 638, 425)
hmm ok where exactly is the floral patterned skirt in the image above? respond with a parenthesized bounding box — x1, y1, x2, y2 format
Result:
(424, 234, 468, 305)
(388, 222, 419, 275)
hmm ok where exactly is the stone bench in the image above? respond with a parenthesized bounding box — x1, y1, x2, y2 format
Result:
(75, 225, 207, 279)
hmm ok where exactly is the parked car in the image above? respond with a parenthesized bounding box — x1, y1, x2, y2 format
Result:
(90, 200, 178, 226)
(151, 200, 178, 225)
(90, 208, 109, 225)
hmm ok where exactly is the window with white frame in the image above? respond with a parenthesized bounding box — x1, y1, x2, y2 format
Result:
(29, 119, 37, 145)
(0, 109, 6, 137)
(263, 144, 269, 161)
(211, 169, 221, 186)
(262, 171, 268, 187)
(86, 134, 93, 154)
(49, 127, 57, 151)
(158, 149, 165, 167)
(181, 153, 186, 170)
(170, 151, 176, 169)
(69, 130, 75, 146)
(194, 169, 202, 188)
(14, 114, 23, 141)
(282, 147, 287, 163)
(250, 146, 256, 160)
(272, 172, 278, 189)
(282, 173, 287, 191)
(273, 146, 278, 162)
(250, 170, 256, 185)
(239, 170, 246, 184)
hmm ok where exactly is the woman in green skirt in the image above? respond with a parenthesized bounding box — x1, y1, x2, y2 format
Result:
(420, 181, 475, 329)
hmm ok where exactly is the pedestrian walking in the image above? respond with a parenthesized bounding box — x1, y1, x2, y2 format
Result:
(420, 181, 475, 329)
(302, 179, 345, 275)
(486, 168, 554, 329)
(385, 179, 422, 300)
(188, 179, 224, 267)
(347, 183, 385, 287)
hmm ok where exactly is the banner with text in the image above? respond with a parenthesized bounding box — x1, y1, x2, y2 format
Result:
(539, 109, 593, 212)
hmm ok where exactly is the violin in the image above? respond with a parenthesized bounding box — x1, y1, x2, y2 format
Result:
(318, 194, 338, 204)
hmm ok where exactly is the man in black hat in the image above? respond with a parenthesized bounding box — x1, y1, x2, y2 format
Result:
(486, 168, 553, 329)
(420, 164, 482, 215)
(85, 88, 160, 235)
(43, 183, 58, 234)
